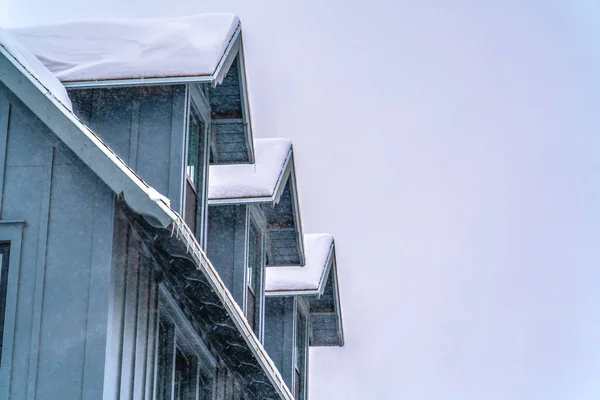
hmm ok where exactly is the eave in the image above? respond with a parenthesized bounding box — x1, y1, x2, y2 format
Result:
(59, 24, 242, 90)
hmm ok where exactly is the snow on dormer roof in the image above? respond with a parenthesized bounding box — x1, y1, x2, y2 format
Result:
(0, 28, 72, 110)
(266, 234, 334, 294)
(10, 13, 240, 84)
(208, 138, 292, 203)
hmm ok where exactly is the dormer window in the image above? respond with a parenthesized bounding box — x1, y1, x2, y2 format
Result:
(294, 308, 307, 400)
(246, 221, 263, 338)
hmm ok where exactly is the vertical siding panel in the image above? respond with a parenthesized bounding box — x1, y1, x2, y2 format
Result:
(128, 99, 141, 170)
(132, 253, 151, 399)
(120, 234, 141, 399)
(104, 212, 129, 399)
(25, 147, 54, 400)
(0, 98, 10, 216)
(144, 269, 158, 400)
(82, 180, 114, 399)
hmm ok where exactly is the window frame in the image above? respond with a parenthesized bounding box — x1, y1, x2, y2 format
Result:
(293, 298, 309, 400)
(0, 221, 24, 399)
(155, 285, 217, 400)
(183, 85, 212, 248)
(244, 208, 266, 342)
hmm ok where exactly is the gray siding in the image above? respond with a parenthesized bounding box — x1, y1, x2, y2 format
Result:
(106, 209, 159, 399)
(209, 57, 250, 164)
(207, 204, 247, 306)
(0, 83, 114, 399)
(264, 297, 294, 390)
(69, 86, 187, 215)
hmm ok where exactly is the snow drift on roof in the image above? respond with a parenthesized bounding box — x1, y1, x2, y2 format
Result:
(266, 234, 334, 293)
(0, 28, 72, 110)
(209, 138, 292, 201)
(10, 13, 240, 82)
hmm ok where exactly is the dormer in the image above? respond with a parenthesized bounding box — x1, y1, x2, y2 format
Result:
(206, 138, 305, 341)
(10, 14, 254, 246)
(263, 234, 344, 399)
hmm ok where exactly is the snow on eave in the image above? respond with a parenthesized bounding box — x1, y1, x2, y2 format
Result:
(265, 234, 335, 295)
(0, 29, 72, 110)
(208, 138, 293, 205)
(10, 14, 241, 88)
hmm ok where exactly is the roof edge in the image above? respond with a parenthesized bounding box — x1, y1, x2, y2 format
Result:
(207, 146, 293, 206)
(60, 23, 242, 90)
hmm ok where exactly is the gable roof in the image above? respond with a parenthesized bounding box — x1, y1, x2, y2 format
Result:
(208, 138, 305, 266)
(0, 32, 293, 400)
(10, 14, 240, 87)
(209, 138, 292, 203)
(266, 234, 333, 294)
(266, 233, 344, 347)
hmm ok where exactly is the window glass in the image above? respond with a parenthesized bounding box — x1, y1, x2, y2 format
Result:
(156, 310, 214, 400)
(246, 223, 262, 336)
(294, 310, 307, 399)
(185, 110, 208, 244)
(186, 115, 201, 188)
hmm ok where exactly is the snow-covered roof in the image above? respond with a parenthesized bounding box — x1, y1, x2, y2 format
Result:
(209, 138, 292, 203)
(266, 234, 334, 294)
(0, 28, 72, 110)
(10, 13, 240, 83)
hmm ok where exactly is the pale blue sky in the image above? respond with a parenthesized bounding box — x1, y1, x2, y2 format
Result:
(3, 2, 600, 399)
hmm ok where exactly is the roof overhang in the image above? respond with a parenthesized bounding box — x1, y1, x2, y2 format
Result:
(209, 142, 305, 266)
(11, 14, 242, 89)
(59, 24, 241, 90)
(266, 236, 344, 347)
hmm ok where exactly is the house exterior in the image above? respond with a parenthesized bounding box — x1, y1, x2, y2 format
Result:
(0, 13, 344, 400)
(265, 234, 344, 399)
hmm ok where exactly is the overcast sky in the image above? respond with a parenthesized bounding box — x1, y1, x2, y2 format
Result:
(4, 1, 600, 399)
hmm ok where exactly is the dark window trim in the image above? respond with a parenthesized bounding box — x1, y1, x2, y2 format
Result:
(183, 87, 212, 249)
(293, 299, 308, 400)
(0, 242, 10, 361)
(156, 286, 217, 399)
(0, 221, 24, 400)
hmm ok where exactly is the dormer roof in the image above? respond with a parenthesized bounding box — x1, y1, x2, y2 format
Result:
(209, 138, 291, 203)
(208, 138, 305, 266)
(266, 234, 344, 347)
(10, 14, 240, 86)
(265, 234, 333, 294)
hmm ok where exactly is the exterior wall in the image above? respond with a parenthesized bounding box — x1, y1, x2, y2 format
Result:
(0, 83, 115, 399)
(68, 86, 188, 215)
(264, 296, 310, 399)
(263, 297, 294, 391)
(207, 205, 247, 307)
(105, 209, 160, 399)
(111, 207, 246, 400)
(207, 204, 266, 342)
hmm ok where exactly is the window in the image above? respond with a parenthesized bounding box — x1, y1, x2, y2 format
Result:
(156, 290, 215, 400)
(184, 100, 210, 247)
(0, 243, 9, 363)
(294, 309, 307, 400)
(246, 222, 262, 338)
